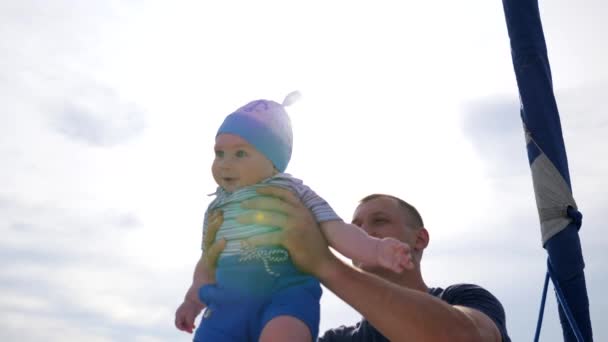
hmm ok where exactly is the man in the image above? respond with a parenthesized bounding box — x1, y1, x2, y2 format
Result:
(176, 187, 510, 341)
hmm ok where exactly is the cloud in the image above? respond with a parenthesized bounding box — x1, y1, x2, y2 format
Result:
(0, 195, 141, 263)
(459, 81, 608, 238)
(459, 81, 608, 226)
(0, 0, 146, 148)
(459, 81, 608, 341)
(1, 1, 606, 341)
(460, 94, 529, 178)
(0, 195, 184, 341)
(461, 80, 608, 164)
(50, 84, 146, 146)
(461, 81, 608, 171)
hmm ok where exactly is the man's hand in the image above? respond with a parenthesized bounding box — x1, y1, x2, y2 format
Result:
(174, 210, 226, 334)
(202, 210, 226, 281)
(237, 186, 337, 277)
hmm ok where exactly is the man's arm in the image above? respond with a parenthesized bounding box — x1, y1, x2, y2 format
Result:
(174, 255, 207, 334)
(239, 187, 502, 342)
(319, 259, 502, 342)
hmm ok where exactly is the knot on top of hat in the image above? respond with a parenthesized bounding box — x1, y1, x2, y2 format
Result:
(282, 91, 301, 107)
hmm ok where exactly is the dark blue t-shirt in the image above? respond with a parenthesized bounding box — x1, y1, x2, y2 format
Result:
(318, 284, 510, 342)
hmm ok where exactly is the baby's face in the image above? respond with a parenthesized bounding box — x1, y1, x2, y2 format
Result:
(212, 134, 275, 192)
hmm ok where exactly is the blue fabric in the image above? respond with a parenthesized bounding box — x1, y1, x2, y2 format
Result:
(502, 0, 571, 187)
(318, 284, 510, 342)
(501, 0, 592, 340)
(194, 254, 322, 341)
(213, 252, 318, 296)
(545, 224, 591, 341)
(195, 280, 321, 342)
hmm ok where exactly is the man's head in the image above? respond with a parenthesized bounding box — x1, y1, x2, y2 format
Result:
(352, 194, 429, 270)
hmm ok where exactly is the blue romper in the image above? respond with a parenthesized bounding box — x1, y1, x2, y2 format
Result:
(194, 173, 341, 342)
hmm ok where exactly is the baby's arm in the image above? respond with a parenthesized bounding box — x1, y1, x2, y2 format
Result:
(175, 255, 208, 333)
(185, 255, 210, 306)
(321, 221, 413, 273)
(175, 210, 224, 334)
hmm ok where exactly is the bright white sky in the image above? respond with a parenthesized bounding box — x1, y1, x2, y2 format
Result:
(1, 0, 607, 341)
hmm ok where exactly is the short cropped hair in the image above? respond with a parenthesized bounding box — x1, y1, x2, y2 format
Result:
(359, 194, 424, 229)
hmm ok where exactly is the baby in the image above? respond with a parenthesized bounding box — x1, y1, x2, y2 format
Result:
(186, 92, 412, 341)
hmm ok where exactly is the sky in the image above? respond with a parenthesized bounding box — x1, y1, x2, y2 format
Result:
(1, 0, 606, 341)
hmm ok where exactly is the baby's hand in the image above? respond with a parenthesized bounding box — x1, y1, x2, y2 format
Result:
(175, 299, 204, 334)
(376, 237, 414, 273)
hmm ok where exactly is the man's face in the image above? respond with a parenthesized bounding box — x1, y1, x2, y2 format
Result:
(212, 134, 275, 193)
(352, 196, 412, 242)
(351, 196, 420, 272)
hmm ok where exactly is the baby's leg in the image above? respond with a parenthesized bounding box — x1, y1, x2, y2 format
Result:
(195, 284, 261, 342)
(259, 316, 311, 342)
(256, 279, 322, 342)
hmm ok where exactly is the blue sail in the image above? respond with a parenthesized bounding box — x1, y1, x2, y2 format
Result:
(501, 0, 593, 340)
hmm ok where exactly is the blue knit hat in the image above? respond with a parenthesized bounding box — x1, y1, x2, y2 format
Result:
(216, 91, 301, 172)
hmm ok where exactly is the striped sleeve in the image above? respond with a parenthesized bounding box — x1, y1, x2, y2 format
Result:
(438, 284, 511, 342)
(266, 174, 342, 223)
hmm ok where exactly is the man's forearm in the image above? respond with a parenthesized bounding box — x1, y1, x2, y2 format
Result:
(317, 259, 485, 342)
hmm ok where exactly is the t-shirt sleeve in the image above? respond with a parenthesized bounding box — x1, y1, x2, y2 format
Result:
(297, 183, 341, 223)
(317, 325, 357, 342)
(266, 175, 342, 223)
(442, 284, 511, 342)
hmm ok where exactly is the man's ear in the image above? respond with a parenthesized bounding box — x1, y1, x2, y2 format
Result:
(414, 228, 429, 252)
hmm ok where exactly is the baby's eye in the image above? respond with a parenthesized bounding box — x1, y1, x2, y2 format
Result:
(235, 150, 248, 158)
(215, 150, 224, 158)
